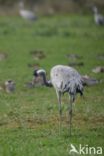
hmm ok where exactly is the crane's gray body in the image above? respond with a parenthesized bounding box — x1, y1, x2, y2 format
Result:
(19, 10, 36, 20)
(50, 65, 83, 96)
(19, 1, 37, 21)
(94, 13, 104, 25)
(93, 6, 104, 25)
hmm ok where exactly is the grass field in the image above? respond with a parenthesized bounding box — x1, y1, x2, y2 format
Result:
(0, 14, 104, 156)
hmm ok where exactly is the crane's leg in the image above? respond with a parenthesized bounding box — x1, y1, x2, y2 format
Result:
(56, 90, 62, 133)
(68, 95, 74, 136)
(56, 90, 62, 119)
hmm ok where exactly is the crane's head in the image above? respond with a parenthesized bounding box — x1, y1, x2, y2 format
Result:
(33, 69, 46, 77)
(92, 6, 98, 13)
(33, 69, 52, 87)
(19, 1, 24, 9)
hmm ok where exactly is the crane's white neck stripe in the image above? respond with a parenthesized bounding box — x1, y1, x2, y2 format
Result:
(37, 69, 46, 74)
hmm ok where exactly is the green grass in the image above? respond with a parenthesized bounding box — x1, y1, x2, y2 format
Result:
(0, 14, 104, 156)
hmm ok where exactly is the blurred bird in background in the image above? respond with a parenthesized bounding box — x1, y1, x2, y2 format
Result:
(92, 6, 104, 25)
(19, 0, 37, 21)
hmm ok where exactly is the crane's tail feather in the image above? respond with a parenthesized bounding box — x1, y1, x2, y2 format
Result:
(76, 82, 84, 96)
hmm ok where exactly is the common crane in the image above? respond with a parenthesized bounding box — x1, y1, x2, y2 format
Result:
(33, 65, 83, 136)
(92, 6, 104, 25)
(19, 1, 37, 21)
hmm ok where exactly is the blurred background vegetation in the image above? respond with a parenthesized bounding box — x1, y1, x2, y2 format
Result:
(0, 0, 104, 15)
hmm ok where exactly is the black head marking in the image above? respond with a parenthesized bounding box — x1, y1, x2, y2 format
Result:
(33, 69, 38, 77)
(8, 80, 12, 83)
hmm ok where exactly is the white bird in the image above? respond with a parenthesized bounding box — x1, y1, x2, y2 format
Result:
(92, 6, 104, 25)
(19, 1, 37, 21)
(33, 65, 83, 136)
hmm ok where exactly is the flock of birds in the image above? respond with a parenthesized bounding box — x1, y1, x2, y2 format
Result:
(2, 63, 102, 135)
(3, 1, 103, 136)
(18, 1, 104, 25)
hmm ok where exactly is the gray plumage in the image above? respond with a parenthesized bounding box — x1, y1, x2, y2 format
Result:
(34, 65, 83, 135)
(50, 65, 83, 97)
(92, 6, 104, 25)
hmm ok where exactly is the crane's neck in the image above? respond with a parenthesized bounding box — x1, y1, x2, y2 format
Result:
(19, 1, 24, 9)
(41, 73, 52, 87)
(93, 7, 98, 14)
